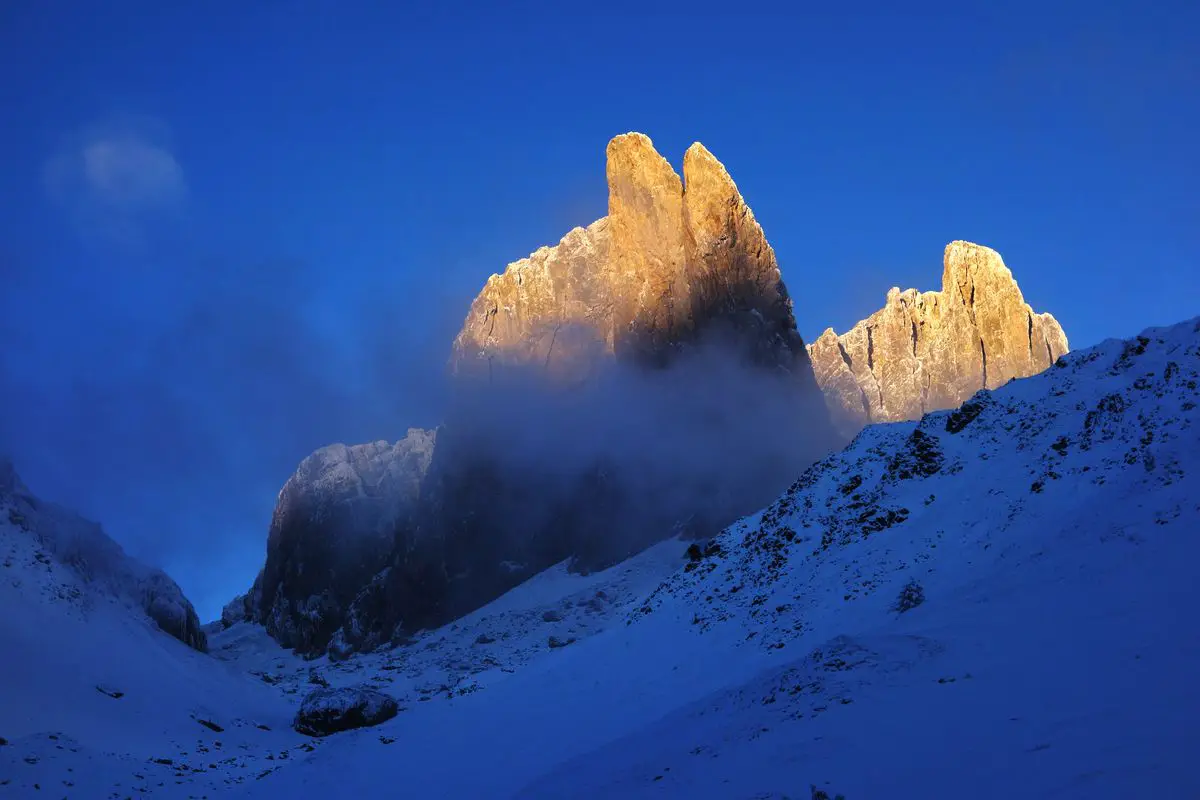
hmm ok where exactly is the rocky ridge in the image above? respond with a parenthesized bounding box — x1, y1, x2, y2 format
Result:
(808, 240, 1068, 437)
(378, 133, 836, 646)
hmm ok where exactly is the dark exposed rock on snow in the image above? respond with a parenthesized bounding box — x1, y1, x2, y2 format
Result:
(218, 590, 253, 629)
(0, 459, 207, 652)
(293, 686, 399, 737)
(251, 430, 436, 657)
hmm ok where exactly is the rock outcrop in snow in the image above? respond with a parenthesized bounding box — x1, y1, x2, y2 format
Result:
(250, 429, 436, 656)
(293, 685, 399, 737)
(807, 241, 1068, 438)
(0, 458, 207, 651)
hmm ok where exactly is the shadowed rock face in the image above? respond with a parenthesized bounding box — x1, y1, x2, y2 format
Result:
(808, 241, 1069, 438)
(252, 430, 436, 656)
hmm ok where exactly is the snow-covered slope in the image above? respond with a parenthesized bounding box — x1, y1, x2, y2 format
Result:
(207, 536, 687, 709)
(5, 317, 1199, 799)
(0, 460, 205, 651)
(0, 464, 303, 797)
(230, 317, 1200, 799)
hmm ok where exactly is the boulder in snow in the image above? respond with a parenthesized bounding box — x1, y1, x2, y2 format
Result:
(293, 685, 399, 737)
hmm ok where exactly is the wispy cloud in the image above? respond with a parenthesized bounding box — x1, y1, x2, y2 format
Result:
(44, 116, 188, 245)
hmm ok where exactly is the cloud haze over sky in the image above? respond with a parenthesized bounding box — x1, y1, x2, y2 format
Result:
(0, 2, 1196, 619)
(43, 116, 188, 245)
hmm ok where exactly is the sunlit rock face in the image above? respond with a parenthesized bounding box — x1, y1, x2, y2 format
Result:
(451, 218, 613, 384)
(452, 133, 823, 387)
(807, 241, 1069, 439)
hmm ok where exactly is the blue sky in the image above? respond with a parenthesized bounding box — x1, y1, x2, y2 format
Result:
(1, 1, 1196, 620)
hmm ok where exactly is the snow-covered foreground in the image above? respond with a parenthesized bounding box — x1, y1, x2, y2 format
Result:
(0, 514, 688, 797)
(0, 479, 303, 797)
(4, 317, 1199, 798)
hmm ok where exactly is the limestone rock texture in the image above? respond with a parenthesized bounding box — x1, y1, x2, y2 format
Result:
(452, 133, 817, 380)
(808, 241, 1069, 438)
(452, 218, 613, 382)
(252, 429, 436, 656)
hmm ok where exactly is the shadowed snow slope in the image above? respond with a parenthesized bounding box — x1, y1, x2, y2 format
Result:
(0, 468, 303, 797)
(0, 460, 207, 652)
(4, 317, 1199, 799)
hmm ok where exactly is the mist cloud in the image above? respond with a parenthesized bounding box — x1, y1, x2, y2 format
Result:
(43, 117, 188, 245)
(437, 330, 836, 579)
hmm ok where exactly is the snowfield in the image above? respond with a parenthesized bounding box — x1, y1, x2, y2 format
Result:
(2, 317, 1199, 798)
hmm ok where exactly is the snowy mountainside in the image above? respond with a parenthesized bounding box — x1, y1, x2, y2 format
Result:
(0, 482, 685, 798)
(632, 316, 1199, 646)
(233, 316, 1200, 799)
(0, 557, 303, 797)
(0, 464, 309, 798)
(0, 459, 205, 651)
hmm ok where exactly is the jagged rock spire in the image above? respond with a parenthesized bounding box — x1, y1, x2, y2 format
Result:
(808, 241, 1068, 438)
(452, 132, 820, 380)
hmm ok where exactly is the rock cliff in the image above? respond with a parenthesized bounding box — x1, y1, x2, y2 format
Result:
(808, 241, 1068, 437)
(251, 429, 436, 656)
(453, 133, 819, 381)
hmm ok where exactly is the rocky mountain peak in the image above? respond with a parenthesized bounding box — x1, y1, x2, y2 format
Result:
(808, 241, 1068, 438)
(266, 132, 836, 658)
(453, 131, 819, 377)
(0, 455, 26, 496)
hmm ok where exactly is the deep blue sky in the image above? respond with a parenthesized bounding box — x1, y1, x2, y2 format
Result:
(1, 1, 1196, 620)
